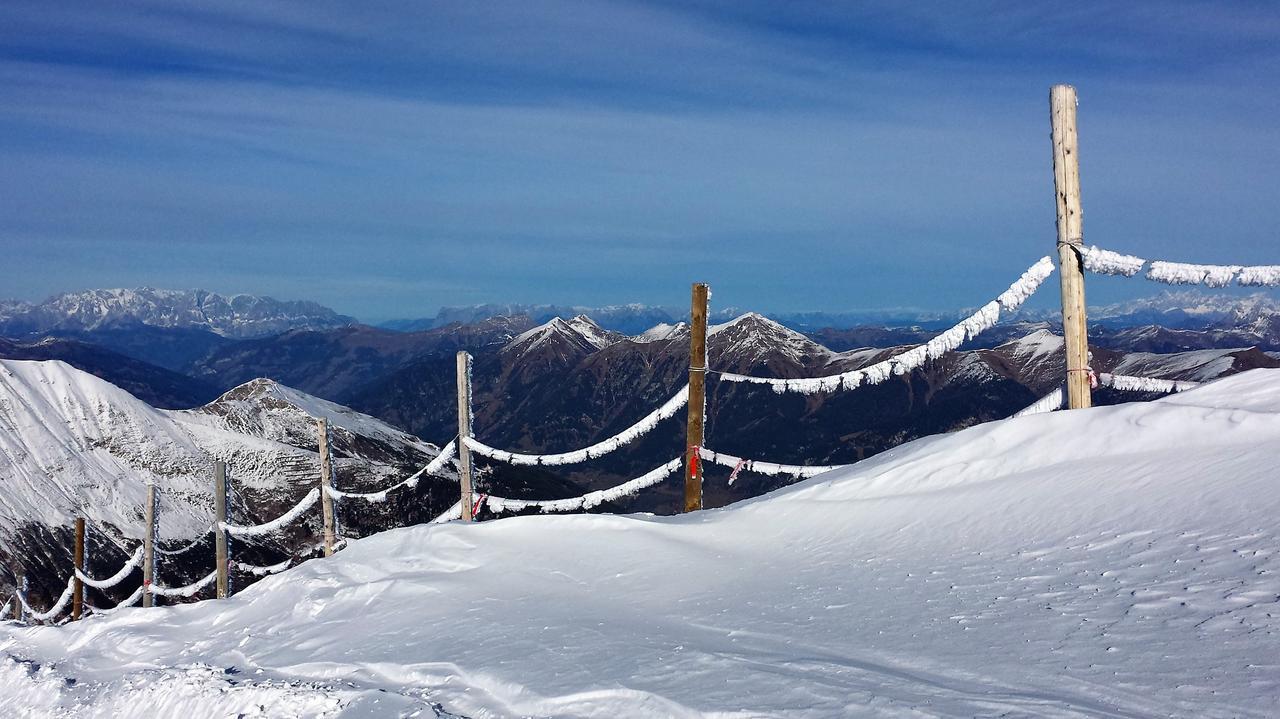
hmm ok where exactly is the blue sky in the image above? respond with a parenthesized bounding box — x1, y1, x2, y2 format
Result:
(1, 1, 1278, 321)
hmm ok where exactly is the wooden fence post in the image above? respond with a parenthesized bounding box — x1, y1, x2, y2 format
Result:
(317, 418, 337, 557)
(214, 461, 229, 599)
(684, 283, 709, 512)
(456, 351, 475, 521)
(71, 517, 84, 620)
(142, 483, 156, 608)
(1050, 84, 1093, 410)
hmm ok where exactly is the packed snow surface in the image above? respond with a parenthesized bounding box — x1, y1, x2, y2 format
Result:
(4, 371, 1280, 717)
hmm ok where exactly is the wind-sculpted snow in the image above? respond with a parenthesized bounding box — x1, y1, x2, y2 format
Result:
(3, 370, 1279, 717)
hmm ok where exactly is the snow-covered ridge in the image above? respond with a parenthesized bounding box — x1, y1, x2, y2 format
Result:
(0, 360, 441, 549)
(503, 315, 622, 358)
(4, 370, 1278, 717)
(0, 288, 355, 339)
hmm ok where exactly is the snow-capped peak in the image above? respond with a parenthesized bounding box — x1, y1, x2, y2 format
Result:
(632, 322, 687, 343)
(709, 312, 833, 367)
(503, 315, 622, 357)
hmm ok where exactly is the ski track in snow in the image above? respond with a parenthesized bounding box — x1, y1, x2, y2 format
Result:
(2, 372, 1280, 716)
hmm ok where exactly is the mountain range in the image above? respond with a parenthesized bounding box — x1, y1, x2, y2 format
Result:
(4, 285, 1280, 603)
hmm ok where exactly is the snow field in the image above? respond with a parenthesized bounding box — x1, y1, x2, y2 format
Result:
(1, 370, 1278, 717)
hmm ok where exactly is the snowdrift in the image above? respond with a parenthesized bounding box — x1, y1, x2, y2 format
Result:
(3, 370, 1280, 717)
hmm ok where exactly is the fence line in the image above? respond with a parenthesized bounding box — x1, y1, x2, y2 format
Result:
(462, 387, 688, 465)
(1081, 245, 1280, 287)
(715, 257, 1056, 394)
(11, 83, 1271, 627)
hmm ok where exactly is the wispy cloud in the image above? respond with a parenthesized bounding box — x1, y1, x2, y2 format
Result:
(1, 1, 1277, 319)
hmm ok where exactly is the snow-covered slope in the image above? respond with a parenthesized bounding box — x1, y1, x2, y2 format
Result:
(0, 360, 446, 568)
(4, 370, 1279, 717)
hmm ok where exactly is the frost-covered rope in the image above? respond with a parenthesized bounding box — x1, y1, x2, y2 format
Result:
(485, 457, 682, 514)
(1012, 386, 1066, 417)
(698, 448, 844, 482)
(17, 576, 76, 622)
(149, 569, 218, 598)
(234, 559, 291, 577)
(222, 488, 320, 537)
(1099, 373, 1200, 393)
(463, 386, 689, 466)
(718, 257, 1056, 394)
(1079, 245, 1280, 287)
(85, 584, 145, 617)
(155, 528, 213, 556)
(429, 500, 462, 523)
(75, 546, 143, 589)
(0, 597, 12, 621)
(326, 440, 457, 502)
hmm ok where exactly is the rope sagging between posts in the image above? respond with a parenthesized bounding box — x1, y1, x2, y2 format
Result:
(75, 546, 143, 589)
(149, 569, 219, 598)
(1080, 245, 1280, 287)
(326, 440, 457, 503)
(716, 257, 1057, 395)
(484, 457, 683, 515)
(221, 488, 320, 537)
(463, 386, 689, 466)
(698, 447, 845, 481)
(1013, 374, 1202, 417)
(17, 576, 76, 622)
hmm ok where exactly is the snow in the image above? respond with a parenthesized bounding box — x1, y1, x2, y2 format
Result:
(631, 322, 686, 343)
(221, 488, 320, 537)
(698, 447, 844, 480)
(1079, 245, 1146, 277)
(1011, 385, 1065, 417)
(1114, 348, 1244, 383)
(327, 440, 457, 503)
(464, 386, 688, 465)
(1148, 261, 1244, 287)
(719, 257, 1055, 394)
(1236, 266, 1280, 287)
(504, 315, 621, 357)
(8, 369, 1280, 715)
(485, 457, 682, 514)
(75, 547, 144, 590)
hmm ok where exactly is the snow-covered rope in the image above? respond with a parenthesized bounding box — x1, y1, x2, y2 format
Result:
(698, 448, 844, 482)
(429, 500, 462, 523)
(149, 569, 218, 598)
(155, 528, 213, 556)
(718, 257, 1056, 394)
(85, 584, 145, 617)
(222, 488, 320, 537)
(463, 386, 689, 466)
(1012, 386, 1066, 417)
(75, 546, 143, 589)
(17, 576, 76, 622)
(485, 457, 682, 514)
(326, 440, 457, 503)
(1099, 373, 1200, 393)
(0, 597, 12, 621)
(234, 559, 291, 577)
(1079, 245, 1280, 287)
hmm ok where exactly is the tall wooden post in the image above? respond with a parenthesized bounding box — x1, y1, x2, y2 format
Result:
(142, 483, 156, 608)
(317, 418, 337, 557)
(456, 351, 475, 521)
(213, 461, 229, 599)
(71, 517, 84, 620)
(1050, 84, 1092, 410)
(684, 283, 709, 512)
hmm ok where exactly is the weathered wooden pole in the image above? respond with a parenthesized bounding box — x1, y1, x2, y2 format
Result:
(71, 517, 85, 620)
(213, 461, 229, 599)
(456, 351, 475, 521)
(684, 283, 709, 512)
(317, 418, 337, 557)
(142, 483, 156, 608)
(1050, 84, 1092, 410)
